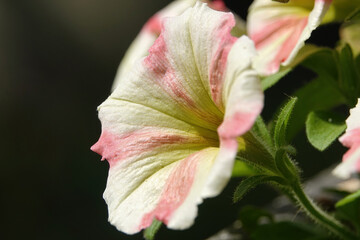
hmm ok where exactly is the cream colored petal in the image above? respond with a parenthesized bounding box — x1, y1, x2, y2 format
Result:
(204, 36, 263, 197)
(248, 0, 332, 75)
(112, 0, 246, 90)
(111, 0, 198, 91)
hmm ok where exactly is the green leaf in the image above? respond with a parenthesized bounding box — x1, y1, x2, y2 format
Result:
(238, 205, 273, 233)
(306, 111, 346, 151)
(302, 48, 338, 82)
(335, 190, 360, 231)
(302, 45, 360, 107)
(233, 175, 284, 203)
(273, 97, 297, 148)
(251, 116, 274, 151)
(251, 221, 332, 240)
(261, 68, 292, 90)
(287, 77, 346, 141)
(274, 148, 298, 181)
(143, 219, 162, 240)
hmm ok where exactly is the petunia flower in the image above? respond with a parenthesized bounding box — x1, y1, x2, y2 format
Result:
(247, 0, 333, 75)
(333, 99, 360, 179)
(91, 2, 263, 234)
(111, 0, 245, 91)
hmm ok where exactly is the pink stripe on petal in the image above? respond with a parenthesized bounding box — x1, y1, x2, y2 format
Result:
(138, 151, 200, 229)
(91, 130, 190, 166)
(343, 145, 359, 162)
(341, 129, 360, 173)
(250, 17, 308, 73)
(142, 25, 224, 127)
(341, 144, 360, 174)
(250, 18, 299, 49)
(144, 35, 197, 108)
(218, 106, 262, 140)
(209, 13, 237, 108)
(268, 18, 308, 73)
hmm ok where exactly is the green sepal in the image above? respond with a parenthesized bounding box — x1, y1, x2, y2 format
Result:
(274, 148, 298, 182)
(273, 97, 297, 149)
(239, 132, 278, 174)
(143, 219, 162, 240)
(250, 116, 275, 155)
(306, 111, 346, 151)
(233, 175, 285, 203)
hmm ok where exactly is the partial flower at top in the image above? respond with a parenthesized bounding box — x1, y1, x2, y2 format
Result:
(91, 2, 263, 234)
(333, 99, 360, 179)
(247, 0, 333, 75)
(111, 0, 245, 91)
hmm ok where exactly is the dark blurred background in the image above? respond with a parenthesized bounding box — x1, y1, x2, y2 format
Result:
(0, 0, 342, 239)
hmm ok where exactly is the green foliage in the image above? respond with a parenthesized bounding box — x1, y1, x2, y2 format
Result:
(335, 190, 360, 232)
(288, 45, 359, 141)
(306, 111, 346, 151)
(238, 205, 273, 233)
(233, 175, 284, 203)
(344, 7, 360, 21)
(301, 45, 360, 108)
(302, 48, 338, 82)
(287, 77, 346, 140)
(261, 68, 292, 90)
(233, 39, 360, 239)
(250, 116, 275, 157)
(143, 219, 162, 240)
(274, 147, 298, 182)
(251, 221, 332, 240)
(273, 97, 297, 148)
(238, 130, 278, 174)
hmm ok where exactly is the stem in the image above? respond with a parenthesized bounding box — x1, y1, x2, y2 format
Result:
(291, 180, 357, 240)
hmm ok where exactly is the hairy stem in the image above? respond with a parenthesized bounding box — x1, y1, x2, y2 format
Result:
(291, 180, 357, 240)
